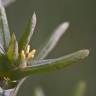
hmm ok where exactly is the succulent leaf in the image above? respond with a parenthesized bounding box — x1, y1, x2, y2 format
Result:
(7, 33, 18, 62)
(0, 1, 10, 50)
(35, 22, 69, 60)
(0, 55, 13, 75)
(19, 12, 36, 51)
(10, 49, 89, 80)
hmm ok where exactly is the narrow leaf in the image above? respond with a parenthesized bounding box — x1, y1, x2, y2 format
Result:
(10, 49, 89, 80)
(19, 12, 36, 51)
(7, 33, 18, 62)
(35, 22, 69, 60)
(0, 0, 10, 49)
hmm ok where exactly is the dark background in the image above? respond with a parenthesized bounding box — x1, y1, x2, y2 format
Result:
(6, 0, 96, 96)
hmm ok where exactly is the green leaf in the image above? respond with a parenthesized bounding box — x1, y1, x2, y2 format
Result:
(10, 49, 89, 80)
(19, 12, 36, 51)
(0, 1, 10, 50)
(73, 81, 86, 96)
(7, 33, 18, 62)
(0, 55, 13, 76)
(35, 22, 69, 60)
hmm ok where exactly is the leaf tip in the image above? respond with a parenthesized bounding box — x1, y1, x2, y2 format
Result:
(62, 21, 70, 28)
(33, 12, 36, 17)
(60, 21, 70, 31)
(82, 49, 90, 57)
(55, 21, 70, 36)
(78, 49, 90, 60)
(79, 80, 86, 87)
(32, 12, 37, 25)
(12, 32, 16, 38)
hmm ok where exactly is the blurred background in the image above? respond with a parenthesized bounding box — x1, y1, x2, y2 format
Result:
(5, 0, 96, 96)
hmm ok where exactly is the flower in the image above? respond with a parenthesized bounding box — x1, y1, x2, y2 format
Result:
(20, 45, 36, 68)
(0, 1, 89, 90)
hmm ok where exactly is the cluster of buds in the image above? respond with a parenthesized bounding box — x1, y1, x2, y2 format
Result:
(20, 45, 36, 68)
